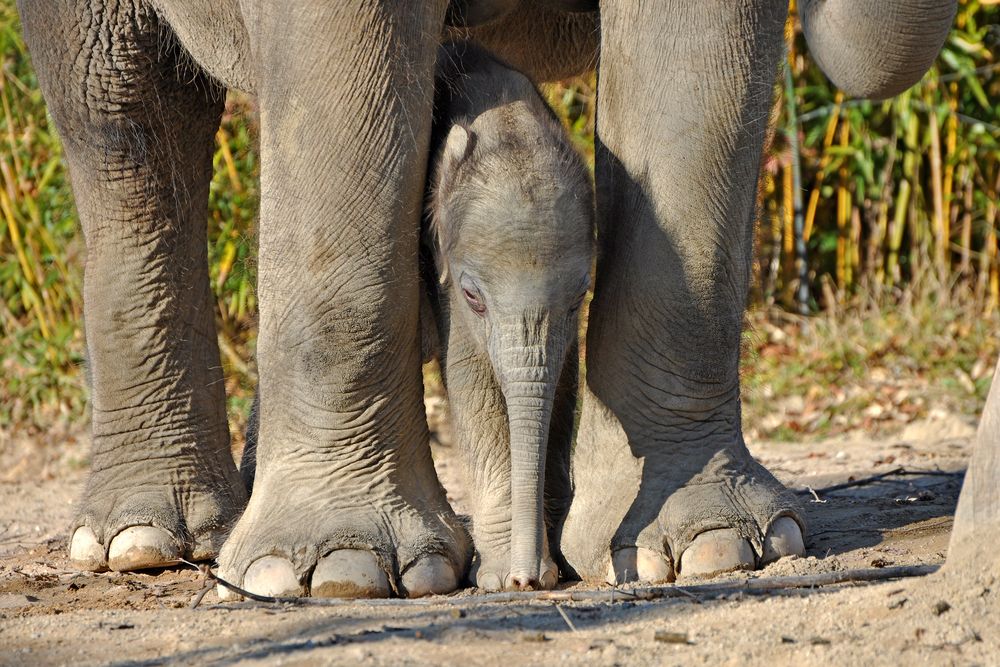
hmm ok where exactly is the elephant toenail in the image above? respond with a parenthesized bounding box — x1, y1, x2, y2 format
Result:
(401, 554, 458, 598)
(679, 528, 756, 578)
(635, 547, 674, 583)
(475, 571, 504, 591)
(69, 526, 107, 572)
(311, 549, 391, 598)
(243, 556, 303, 597)
(538, 567, 559, 590)
(107, 526, 181, 571)
(607, 547, 640, 584)
(607, 546, 673, 584)
(762, 516, 806, 564)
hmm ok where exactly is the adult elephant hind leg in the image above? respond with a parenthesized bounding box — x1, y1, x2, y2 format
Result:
(560, 0, 805, 584)
(217, 0, 470, 599)
(17, 2, 248, 571)
(947, 357, 1000, 576)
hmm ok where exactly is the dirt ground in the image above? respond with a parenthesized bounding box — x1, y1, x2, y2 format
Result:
(1, 410, 997, 666)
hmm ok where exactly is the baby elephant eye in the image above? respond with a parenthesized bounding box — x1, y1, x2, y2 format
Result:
(463, 288, 487, 315)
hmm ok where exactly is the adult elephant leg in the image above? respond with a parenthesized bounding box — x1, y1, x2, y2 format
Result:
(947, 358, 1000, 575)
(561, 0, 805, 583)
(217, 0, 470, 599)
(17, 1, 247, 571)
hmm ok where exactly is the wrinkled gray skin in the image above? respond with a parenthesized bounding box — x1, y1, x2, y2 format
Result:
(17, 0, 976, 600)
(422, 42, 593, 590)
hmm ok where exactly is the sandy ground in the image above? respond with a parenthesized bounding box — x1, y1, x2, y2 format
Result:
(1, 410, 997, 666)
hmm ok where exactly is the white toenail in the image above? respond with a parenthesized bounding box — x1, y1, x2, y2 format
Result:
(70, 526, 105, 570)
(108, 526, 180, 571)
(607, 547, 638, 585)
(636, 547, 673, 583)
(312, 550, 390, 598)
(679, 529, 756, 578)
(762, 517, 805, 564)
(401, 555, 457, 598)
(243, 556, 302, 597)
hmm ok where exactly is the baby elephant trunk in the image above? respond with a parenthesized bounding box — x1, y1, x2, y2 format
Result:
(500, 341, 559, 590)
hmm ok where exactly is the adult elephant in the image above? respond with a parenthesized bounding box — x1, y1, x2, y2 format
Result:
(17, 0, 971, 598)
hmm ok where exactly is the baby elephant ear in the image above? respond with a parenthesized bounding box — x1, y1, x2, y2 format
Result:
(442, 124, 477, 172)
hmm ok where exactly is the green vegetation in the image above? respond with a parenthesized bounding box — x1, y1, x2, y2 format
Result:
(1, 1, 997, 439)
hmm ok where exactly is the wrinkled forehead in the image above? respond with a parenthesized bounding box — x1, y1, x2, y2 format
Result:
(450, 178, 594, 267)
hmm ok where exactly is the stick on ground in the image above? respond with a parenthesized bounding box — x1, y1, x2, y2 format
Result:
(796, 467, 963, 497)
(196, 563, 938, 609)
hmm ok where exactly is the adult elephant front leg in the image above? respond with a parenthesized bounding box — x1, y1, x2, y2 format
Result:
(561, 0, 805, 583)
(217, 0, 470, 599)
(18, 1, 248, 572)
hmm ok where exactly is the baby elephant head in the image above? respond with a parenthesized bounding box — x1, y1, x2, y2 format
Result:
(430, 103, 594, 588)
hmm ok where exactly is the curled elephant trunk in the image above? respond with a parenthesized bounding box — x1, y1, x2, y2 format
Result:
(799, 0, 956, 100)
(500, 342, 558, 590)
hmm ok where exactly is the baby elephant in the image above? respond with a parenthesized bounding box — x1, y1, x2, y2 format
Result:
(422, 41, 594, 590)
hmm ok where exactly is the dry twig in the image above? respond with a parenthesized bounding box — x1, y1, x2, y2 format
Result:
(795, 467, 963, 498)
(555, 604, 578, 632)
(190, 563, 937, 610)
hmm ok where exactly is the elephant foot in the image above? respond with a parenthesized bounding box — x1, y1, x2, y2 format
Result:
(469, 539, 558, 591)
(69, 447, 248, 572)
(216, 465, 471, 600)
(561, 399, 805, 583)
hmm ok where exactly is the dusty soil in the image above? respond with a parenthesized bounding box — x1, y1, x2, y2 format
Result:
(1, 411, 996, 666)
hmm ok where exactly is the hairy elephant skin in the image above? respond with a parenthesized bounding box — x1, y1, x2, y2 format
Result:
(16, 0, 956, 597)
(422, 41, 593, 590)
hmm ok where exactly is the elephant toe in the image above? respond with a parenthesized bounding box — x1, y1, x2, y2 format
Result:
(241, 556, 303, 598)
(107, 526, 181, 571)
(401, 554, 459, 598)
(473, 553, 559, 591)
(761, 516, 806, 565)
(311, 549, 391, 598)
(69, 526, 107, 572)
(538, 564, 559, 590)
(678, 528, 756, 578)
(475, 570, 505, 591)
(607, 546, 673, 584)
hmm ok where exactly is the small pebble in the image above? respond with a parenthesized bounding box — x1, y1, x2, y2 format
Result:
(932, 600, 951, 616)
(653, 631, 689, 644)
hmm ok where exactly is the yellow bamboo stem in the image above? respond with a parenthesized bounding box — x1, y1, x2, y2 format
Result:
(942, 83, 959, 250)
(875, 199, 889, 286)
(216, 128, 243, 193)
(959, 162, 973, 277)
(0, 188, 51, 339)
(986, 168, 999, 314)
(803, 91, 844, 243)
(887, 179, 911, 288)
(0, 79, 23, 185)
(851, 207, 861, 286)
(837, 120, 851, 294)
(926, 84, 946, 277)
(783, 164, 794, 297)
